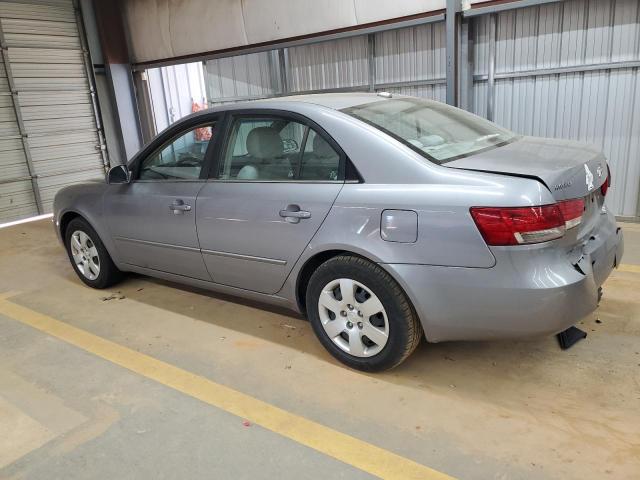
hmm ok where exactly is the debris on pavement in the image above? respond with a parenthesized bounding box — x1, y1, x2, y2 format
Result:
(101, 292, 125, 301)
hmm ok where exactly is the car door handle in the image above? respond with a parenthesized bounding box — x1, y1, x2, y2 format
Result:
(279, 205, 311, 223)
(169, 200, 191, 214)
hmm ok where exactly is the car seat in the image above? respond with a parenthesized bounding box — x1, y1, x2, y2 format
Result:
(237, 127, 291, 180)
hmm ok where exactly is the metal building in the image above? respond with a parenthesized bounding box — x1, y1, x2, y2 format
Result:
(1, 0, 639, 220)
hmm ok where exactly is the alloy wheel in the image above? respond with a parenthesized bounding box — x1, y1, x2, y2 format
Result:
(70, 230, 100, 281)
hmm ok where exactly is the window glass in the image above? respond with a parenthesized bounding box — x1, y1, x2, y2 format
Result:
(139, 122, 215, 180)
(219, 117, 341, 181)
(231, 120, 272, 156)
(341, 98, 516, 163)
(220, 118, 304, 181)
(299, 130, 340, 180)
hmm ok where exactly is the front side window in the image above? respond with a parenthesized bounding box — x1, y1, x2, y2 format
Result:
(219, 117, 341, 181)
(341, 98, 517, 164)
(138, 122, 216, 180)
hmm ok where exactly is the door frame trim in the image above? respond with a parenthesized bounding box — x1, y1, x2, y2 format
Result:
(114, 236, 201, 253)
(115, 236, 287, 265)
(201, 249, 287, 266)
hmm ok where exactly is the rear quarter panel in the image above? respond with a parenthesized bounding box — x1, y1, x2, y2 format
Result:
(301, 169, 553, 268)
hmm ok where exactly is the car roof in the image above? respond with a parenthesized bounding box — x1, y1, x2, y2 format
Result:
(175, 92, 392, 124)
(257, 92, 388, 110)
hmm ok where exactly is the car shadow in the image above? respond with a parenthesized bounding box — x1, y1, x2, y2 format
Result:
(111, 272, 587, 398)
(113, 273, 333, 359)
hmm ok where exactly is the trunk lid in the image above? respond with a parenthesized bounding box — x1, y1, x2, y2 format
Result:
(446, 136, 608, 201)
(448, 136, 610, 245)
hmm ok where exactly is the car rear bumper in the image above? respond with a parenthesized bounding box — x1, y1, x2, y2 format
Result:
(384, 211, 624, 343)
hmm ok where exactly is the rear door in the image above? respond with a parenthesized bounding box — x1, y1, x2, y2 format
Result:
(196, 112, 344, 294)
(104, 115, 220, 279)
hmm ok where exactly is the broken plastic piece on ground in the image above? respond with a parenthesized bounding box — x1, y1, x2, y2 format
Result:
(557, 326, 587, 350)
(242, 420, 251, 427)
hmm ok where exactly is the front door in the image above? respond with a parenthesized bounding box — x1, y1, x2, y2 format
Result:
(105, 118, 219, 280)
(196, 114, 345, 294)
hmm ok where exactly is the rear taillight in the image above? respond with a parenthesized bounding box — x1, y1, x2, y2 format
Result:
(470, 205, 565, 246)
(600, 164, 611, 196)
(470, 198, 585, 246)
(557, 198, 585, 229)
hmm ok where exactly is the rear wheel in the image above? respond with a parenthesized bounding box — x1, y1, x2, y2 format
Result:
(65, 217, 122, 289)
(306, 255, 422, 371)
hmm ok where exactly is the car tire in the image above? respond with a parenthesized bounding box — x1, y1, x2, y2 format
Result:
(64, 217, 123, 289)
(306, 254, 422, 371)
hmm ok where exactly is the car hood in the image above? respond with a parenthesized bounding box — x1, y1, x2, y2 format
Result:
(445, 136, 608, 201)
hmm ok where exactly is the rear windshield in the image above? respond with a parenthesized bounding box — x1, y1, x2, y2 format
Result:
(341, 97, 517, 164)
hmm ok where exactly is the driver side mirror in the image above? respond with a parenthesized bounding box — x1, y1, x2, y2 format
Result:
(106, 164, 131, 184)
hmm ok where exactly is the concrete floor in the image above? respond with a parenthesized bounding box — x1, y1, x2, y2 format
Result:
(0, 219, 639, 479)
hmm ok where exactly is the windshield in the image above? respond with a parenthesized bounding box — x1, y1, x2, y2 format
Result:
(341, 97, 517, 164)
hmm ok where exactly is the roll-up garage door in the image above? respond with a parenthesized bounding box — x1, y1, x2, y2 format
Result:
(0, 0, 107, 222)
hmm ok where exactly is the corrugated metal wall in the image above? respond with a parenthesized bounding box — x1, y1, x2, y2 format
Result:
(204, 51, 278, 104)
(197, 21, 448, 105)
(472, 0, 640, 216)
(375, 21, 446, 102)
(0, 0, 107, 221)
(288, 36, 369, 92)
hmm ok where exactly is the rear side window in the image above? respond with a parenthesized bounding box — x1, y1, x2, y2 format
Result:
(300, 129, 340, 181)
(219, 116, 341, 181)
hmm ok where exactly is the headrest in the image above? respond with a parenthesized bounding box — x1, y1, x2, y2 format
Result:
(312, 134, 336, 158)
(419, 134, 445, 147)
(237, 165, 259, 180)
(246, 127, 283, 159)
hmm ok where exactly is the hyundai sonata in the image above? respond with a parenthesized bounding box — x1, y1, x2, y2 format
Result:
(53, 93, 624, 371)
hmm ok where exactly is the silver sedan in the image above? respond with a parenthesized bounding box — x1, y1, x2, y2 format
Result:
(53, 93, 624, 371)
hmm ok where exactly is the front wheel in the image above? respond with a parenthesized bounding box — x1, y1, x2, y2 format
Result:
(65, 217, 123, 289)
(306, 255, 422, 371)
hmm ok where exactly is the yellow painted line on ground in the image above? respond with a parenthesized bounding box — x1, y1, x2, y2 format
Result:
(0, 294, 454, 480)
(618, 264, 640, 274)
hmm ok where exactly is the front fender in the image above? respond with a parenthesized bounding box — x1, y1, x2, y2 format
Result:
(53, 182, 120, 265)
